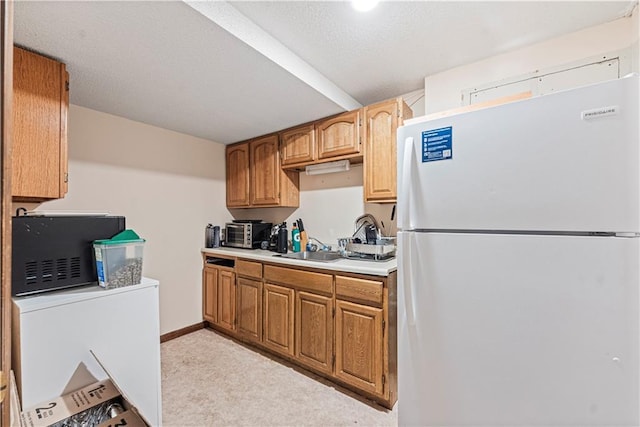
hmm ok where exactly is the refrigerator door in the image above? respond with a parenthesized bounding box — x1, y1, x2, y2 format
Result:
(397, 75, 639, 233)
(398, 231, 639, 426)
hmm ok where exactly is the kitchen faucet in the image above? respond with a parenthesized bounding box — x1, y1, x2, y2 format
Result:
(306, 237, 331, 252)
(353, 213, 382, 241)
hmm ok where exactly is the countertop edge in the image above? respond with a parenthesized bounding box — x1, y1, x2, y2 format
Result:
(201, 248, 396, 276)
(13, 277, 160, 312)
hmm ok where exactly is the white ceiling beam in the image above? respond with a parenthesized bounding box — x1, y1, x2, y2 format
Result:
(183, 1, 362, 111)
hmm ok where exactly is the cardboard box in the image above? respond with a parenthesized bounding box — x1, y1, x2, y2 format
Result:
(96, 409, 148, 427)
(12, 352, 149, 427)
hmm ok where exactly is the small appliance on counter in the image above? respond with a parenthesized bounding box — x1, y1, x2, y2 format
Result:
(267, 222, 289, 253)
(12, 215, 126, 296)
(205, 224, 221, 248)
(223, 220, 272, 249)
(277, 222, 288, 253)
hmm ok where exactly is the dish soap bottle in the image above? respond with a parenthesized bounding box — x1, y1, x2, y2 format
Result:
(292, 221, 301, 252)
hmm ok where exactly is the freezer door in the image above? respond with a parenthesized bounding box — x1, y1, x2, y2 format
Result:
(397, 75, 639, 233)
(398, 231, 639, 426)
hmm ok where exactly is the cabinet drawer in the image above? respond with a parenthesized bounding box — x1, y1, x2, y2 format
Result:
(335, 276, 383, 305)
(264, 265, 332, 295)
(237, 259, 262, 279)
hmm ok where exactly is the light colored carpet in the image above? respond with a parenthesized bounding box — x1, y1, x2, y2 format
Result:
(161, 328, 397, 426)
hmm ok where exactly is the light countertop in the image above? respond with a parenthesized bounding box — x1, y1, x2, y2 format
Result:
(13, 277, 160, 313)
(202, 247, 396, 276)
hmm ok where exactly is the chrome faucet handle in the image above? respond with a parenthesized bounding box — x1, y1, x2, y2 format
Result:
(307, 237, 330, 251)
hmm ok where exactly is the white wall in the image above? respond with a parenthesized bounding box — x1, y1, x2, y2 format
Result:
(230, 165, 366, 246)
(425, 13, 639, 114)
(15, 105, 232, 335)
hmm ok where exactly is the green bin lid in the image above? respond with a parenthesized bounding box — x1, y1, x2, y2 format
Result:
(94, 229, 145, 245)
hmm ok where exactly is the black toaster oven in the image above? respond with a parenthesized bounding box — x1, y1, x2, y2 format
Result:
(224, 220, 272, 249)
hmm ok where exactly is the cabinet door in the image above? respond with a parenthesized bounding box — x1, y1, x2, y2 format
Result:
(203, 266, 218, 323)
(237, 277, 262, 342)
(13, 47, 68, 200)
(364, 100, 399, 203)
(217, 269, 236, 332)
(250, 134, 281, 206)
(296, 291, 333, 374)
(280, 124, 315, 167)
(226, 143, 250, 207)
(316, 110, 361, 160)
(263, 283, 295, 356)
(335, 300, 384, 396)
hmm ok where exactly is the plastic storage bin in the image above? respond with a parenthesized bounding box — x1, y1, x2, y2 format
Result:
(93, 229, 145, 289)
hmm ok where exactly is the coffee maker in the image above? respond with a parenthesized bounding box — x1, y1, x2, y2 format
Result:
(268, 222, 288, 253)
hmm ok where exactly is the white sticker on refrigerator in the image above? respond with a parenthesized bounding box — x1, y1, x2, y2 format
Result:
(422, 127, 452, 163)
(581, 105, 618, 120)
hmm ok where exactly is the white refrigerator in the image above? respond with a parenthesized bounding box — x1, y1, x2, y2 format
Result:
(397, 74, 639, 426)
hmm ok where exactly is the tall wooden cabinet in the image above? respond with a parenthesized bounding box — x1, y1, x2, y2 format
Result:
(226, 134, 299, 208)
(363, 98, 412, 203)
(12, 46, 69, 201)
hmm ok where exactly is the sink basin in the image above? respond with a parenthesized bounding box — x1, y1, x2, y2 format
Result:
(274, 251, 342, 262)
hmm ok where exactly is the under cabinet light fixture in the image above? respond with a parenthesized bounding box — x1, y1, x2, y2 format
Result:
(305, 160, 351, 175)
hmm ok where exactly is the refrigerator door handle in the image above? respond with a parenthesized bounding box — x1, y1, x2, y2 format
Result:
(401, 232, 417, 327)
(399, 137, 414, 230)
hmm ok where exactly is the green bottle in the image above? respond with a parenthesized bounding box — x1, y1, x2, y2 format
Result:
(292, 222, 301, 252)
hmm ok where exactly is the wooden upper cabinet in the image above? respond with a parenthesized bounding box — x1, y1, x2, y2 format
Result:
(363, 98, 412, 203)
(250, 135, 281, 206)
(280, 123, 315, 167)
(226, 143, 250, 207)
(316, 109, 362, 160)
(226, 135, 299, 208)
(13, 47, 69, 201)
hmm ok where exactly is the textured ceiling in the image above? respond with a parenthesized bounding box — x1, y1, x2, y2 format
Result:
(231, 1, 636, 105)
(13, 1, 636, 144)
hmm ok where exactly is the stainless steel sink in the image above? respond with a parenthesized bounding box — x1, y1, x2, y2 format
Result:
(274, 251, 342, 262)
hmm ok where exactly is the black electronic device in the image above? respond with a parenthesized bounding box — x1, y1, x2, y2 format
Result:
(12, 215, 126, 296)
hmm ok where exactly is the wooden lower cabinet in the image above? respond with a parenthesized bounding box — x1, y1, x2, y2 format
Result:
(237, 277, 262, 342)
(202, 254, 396, 408)
(335, 300, 384, 396)
(203, 263, 236, 332)
(217, 269, 236, 332)
(203, 266, 218, 323)
(263, 283, 295, 356)
(295, 291, 333, 374)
